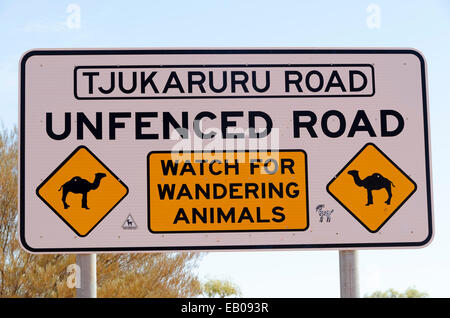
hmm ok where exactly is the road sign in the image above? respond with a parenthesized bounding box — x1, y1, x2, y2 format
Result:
(148, 150, 308, 233)
(36, 146, 128, 237)
(327, 143, 417, 233)
(19, 48, 433, 253)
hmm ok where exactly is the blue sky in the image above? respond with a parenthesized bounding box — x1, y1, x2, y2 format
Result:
(1, 0, 450, 297)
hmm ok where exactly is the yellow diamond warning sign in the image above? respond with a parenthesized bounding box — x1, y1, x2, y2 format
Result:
(36, 146, 128, 237)
(148, 150, 308, 233)
(327, 143, 417, 233)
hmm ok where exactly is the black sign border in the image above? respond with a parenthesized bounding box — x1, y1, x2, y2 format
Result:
(73, 64, 375, 99)
(19, 48, 433, 252)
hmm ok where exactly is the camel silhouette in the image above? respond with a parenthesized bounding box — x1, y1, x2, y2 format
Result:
(58, 172, 106, 210)
(347, 170, 394, 206)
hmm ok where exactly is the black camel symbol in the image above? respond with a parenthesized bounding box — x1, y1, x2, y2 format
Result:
(347, 170, 395, 206)
(58, 172, 106, 209)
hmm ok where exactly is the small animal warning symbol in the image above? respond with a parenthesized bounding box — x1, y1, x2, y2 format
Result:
(316, 204, 334, 223)
(123, 214, 137, 230)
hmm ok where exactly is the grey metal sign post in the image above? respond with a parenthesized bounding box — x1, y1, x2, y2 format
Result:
(339, 250, 360, 298)
(76, 254, 97, 298)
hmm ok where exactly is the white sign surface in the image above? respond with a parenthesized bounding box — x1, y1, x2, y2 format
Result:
(19, 48, 433, 253)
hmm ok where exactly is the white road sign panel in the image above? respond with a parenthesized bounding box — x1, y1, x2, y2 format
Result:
(19, 48, 433, 253)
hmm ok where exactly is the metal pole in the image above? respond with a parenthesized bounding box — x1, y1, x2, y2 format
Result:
(339, 250, 359, 298)
(76, 254, 97, 298)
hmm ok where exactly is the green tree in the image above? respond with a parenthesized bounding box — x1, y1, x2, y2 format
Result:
(365, 287, 428, 298)
(0, 127, 203, 297)
(202, 279, 242, 298)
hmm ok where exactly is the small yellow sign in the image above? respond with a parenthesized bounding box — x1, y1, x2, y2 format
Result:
(327, 143, 416, 232)
(36, 146, 128, 237)
(148, 150, 308, 233)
